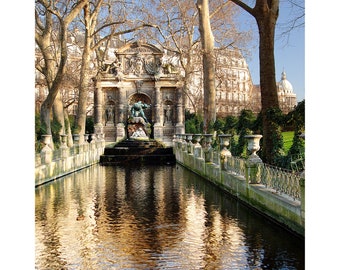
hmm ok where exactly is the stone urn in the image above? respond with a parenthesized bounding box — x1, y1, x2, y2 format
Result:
(218, 134, 232, 168)
(181, 134, 187, 152)
(41, 135, 53, 164)
(175, 134, 181, 141)
(185, 134, 193, 142)
(185, 134, 193, 154)
(90, 133, 96, 143)
(202, 134, 213, 146)
(218, 134, 232, 151)
(244, 135, 263, 162)
(73, 134, 80, 145)
(60, 134, 68, 148)
(41, 134, 52, 148)
(192, 134, 202, 146)
(192, 134, 202, 158)
(244, 135, 263, 184)
(84, 134, 89, 144)
(202, 134, 213, 162)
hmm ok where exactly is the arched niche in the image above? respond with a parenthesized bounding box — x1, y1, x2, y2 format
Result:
(128, 93, 152, 122)
(163, 99, 174, 125)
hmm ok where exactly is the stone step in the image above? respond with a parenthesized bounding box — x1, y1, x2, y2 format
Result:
(104, 146, 173, 155)
(100, 154, 176, 166)
(100, 138, 175, 165)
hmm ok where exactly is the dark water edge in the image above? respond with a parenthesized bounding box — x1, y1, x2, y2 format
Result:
(35, 163, 304, 269)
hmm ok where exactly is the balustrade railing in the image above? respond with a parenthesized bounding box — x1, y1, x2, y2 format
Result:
(258, 163, 301, 200)
(225, 156, 247, 179)
(36, 133, 105, 167)
(176, 133, 304, 202)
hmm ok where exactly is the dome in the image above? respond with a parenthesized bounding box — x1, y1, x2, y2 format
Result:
(278, 71, 293, 94)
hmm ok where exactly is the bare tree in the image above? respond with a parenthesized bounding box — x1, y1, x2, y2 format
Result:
(73, 0, 157, 143)
(134, 0, 250, 118)
(197, 0, 216, 133)
(35, 0, 88, 147)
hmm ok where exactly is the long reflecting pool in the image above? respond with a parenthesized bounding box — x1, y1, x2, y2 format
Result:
(35, 164, 304, 269)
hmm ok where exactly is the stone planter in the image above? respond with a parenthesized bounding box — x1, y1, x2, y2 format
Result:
(42, 134, 52, 147)
(192, 134, 202, 158)
(90, 133, 96, 144)
(244, 135, 262, 162)
(41, 135, 52, 164)
(60, 134, 68, 148)
(192, 134, 202, 145)
(218, 134, 232, 169)
(84, 134, 89, 143)
(59, 134, 69, 158)
(181, 134, 187, 152)
(202, 134, 213, 162)
(244, 135, 263, 184)
(73, 134, 80, 145)
(185, 134, 193, 154)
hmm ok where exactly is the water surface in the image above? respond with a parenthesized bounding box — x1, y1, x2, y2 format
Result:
(35, 164, 304, 269)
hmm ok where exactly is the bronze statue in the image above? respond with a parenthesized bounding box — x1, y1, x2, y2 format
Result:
(130, 101, 150, 123)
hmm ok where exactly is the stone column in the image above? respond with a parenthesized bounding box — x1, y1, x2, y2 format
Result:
(175, 87, 185, 134)
(154, 86, 162, 124)
(153, 86, 163, 139)
(116, 87, 126, 140)
(94, 85, 104, 134)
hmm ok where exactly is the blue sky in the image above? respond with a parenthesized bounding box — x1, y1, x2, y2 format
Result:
(236, 1, 305, 102)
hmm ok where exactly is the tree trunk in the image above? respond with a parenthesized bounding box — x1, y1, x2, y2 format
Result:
(75, 4, 94, 144)
(197, 0, 216, 133)
(63, 106, 74, 147)
(35, 0, 88, 144)
(53, 92, 66, 135)
(230, 0, 280, 164)
(254, 3, 280, 164)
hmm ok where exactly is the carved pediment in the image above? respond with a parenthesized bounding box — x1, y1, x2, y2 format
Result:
(116, 42, 163, 76)
(117, 42, 163, 55)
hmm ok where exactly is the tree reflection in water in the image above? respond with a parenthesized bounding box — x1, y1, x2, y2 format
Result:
(35, 164, 304, 270)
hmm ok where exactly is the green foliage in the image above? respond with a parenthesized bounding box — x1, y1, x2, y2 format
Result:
(263, 107, 285, 166)
(237, 109, 256, 133)
(68, 115, 78, 134)
(51, 118, 62, 149)
(207, 120, 215, 134)
(35, 113, 62, 151)
(184, 105, 305, 170)
(185, 111, 203, 133)
(213, 118, 225, 135)
(86, 117, 94, 134)
(224, 115, 238, 135)
(285, 100, 305, 170)
(282, 131, 294, 153)
(234, 128, 253, 158)
(35, 114, 44, 152)
(234, 110, 256, 157)
(229, 135, 239, 156)
(253, 111, 263, 134)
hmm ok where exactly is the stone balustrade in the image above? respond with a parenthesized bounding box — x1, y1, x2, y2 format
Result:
(174, 133, 305, 237)
(35, 134, 105, 187)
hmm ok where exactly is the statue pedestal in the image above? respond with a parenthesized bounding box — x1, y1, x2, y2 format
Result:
(127, 117, 151, 139)
(116, 123, 125, 141)
(153, 124, 163, 140)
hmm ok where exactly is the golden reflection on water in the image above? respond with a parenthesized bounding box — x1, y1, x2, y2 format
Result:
(35, 164, 304, 269)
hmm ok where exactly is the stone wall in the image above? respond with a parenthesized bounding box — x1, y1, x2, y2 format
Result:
(173, 134, 305, 237)
(35, 135, 105, 187)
